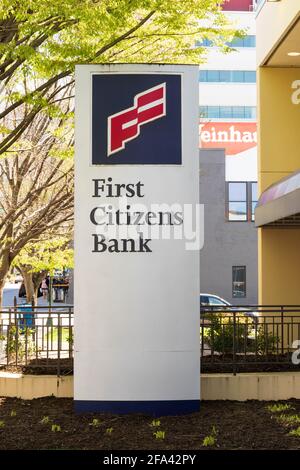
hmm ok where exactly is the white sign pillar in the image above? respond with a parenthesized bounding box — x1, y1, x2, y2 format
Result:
(74, 64, 200, 415)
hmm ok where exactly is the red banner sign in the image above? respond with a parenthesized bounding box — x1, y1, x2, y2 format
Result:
(199, 122, 257, 155)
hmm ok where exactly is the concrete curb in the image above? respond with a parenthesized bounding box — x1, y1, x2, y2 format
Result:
(2, 372, 300, 401)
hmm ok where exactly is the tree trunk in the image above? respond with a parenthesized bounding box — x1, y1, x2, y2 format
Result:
(0, 277, 6, 309)
(20, 267, 35, 303)
(33, 271, 47, 304)
(0, 250, 12, 308)
(0, 267, 9, 342)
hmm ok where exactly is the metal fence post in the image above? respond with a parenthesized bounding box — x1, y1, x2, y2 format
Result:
(281, 306, 284, 355)
(233, 311, 237, 375)
(13, 296, 18, 367)
(57, 312, 61, 377)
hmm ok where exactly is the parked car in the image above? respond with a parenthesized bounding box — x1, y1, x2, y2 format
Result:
(200, 293, 259, 320)
(200, 293, 230, 307)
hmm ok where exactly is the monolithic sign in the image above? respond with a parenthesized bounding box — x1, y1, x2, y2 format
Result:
(74, 64, 200, 415)
(199, 122, 257, 155)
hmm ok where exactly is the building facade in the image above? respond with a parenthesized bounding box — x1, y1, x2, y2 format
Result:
(255, 0, 300, 305)
(200, 148, 258, 304)
(199, 0, 258, 304)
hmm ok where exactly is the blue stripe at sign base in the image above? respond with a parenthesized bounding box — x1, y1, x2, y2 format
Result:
(74, 400, 200, 416)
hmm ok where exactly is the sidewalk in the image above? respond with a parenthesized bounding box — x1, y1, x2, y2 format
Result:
(2, 282, 72, 308)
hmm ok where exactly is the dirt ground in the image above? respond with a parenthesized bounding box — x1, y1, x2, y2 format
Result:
(1, 397, 300, 450)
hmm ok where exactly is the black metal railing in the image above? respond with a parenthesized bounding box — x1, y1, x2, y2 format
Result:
(0, 305, 73, 376)
(1, 304, 300, 376)
(201, 305, 300, 374)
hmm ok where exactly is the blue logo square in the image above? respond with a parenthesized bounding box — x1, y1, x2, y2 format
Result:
(92, 74, 182, 165)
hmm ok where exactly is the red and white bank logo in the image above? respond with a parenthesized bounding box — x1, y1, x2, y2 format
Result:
(92, 74, 181, 165)
(107, 83, 166, 156)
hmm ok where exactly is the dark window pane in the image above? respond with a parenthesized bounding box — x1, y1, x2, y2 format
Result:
(232, 266, 246, 298)
(228, 202, 247, 221)
(229, 182, 247, 201)
(200, 295, 209, 305)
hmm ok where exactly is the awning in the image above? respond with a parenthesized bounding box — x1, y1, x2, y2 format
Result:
(255, 169, 300, 227)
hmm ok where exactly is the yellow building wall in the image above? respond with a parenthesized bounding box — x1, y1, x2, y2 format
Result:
(258, 68, 300, 305)
(259, 228, 300, 304)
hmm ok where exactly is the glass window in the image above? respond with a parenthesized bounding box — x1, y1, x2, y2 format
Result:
(229, 37, 244, 47)
(200, 295, 209, 305)
(251, 202, 257, 221)
(244, 71, 256, 83)
(226, 182, 258, 222)
(251, 183, 258, 221)
(251, 182, 258, 201)
(199, 71, 207, 81)
(219, 70, 230, 82)
(207, 106, 219, 118)
(200, 35, 256, 48)
(219, 106, 232, 119)
(199, 70, 256, 83)
(199, 106, 207, 118)
(232, 71, 244, 82)
(243, 35, 256, 47)
(229, 202, 247, 221)
(229, 183, 247, 201)
(232, 266, 246, 298)
(199, 106, 257, 121)
(232, 106, 245, 119)
(208, 296, 227, 306)
(196, 38, 213, 47)
(207, 70, 219, 82)
(244, 106, 256, 119)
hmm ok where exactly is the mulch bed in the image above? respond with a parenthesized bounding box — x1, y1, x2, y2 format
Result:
(1, 397, 300, 449)
(201, 354, 300, 373)
(2, 354, 300, 375)
(0, 358, 73, 375)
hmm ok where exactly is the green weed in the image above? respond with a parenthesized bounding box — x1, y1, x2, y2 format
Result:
(89, 418, 100, 427)
(153, 430, 166, 440)
(276, 414, 300, 426)
(202, 426, 218, 447)
(40, 416, 50, 424)
(51, 424, 61, 432)
(150, 419, 161, 427)
(267, 403, 294, 413)
(289, 427, 300, 437)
